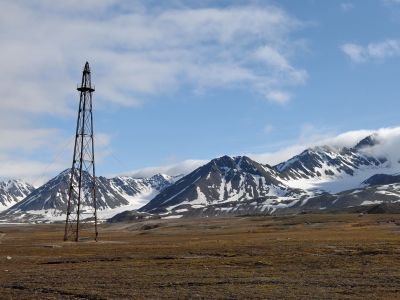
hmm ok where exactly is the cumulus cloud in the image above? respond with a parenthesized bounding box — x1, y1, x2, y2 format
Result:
(360, 127, 400, 166)
(0, 1, 309, 181)
(0, 1, 307, 113)
(341, 39, 400, 63)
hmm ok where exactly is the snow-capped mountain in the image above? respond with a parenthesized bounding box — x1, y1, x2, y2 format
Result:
(276, 145, 385, 180)
(3, 132, 400, 222)
(275, 136, 392, 193)
(140, 134, 400, 217)
(140, 156, 308, 215)
(0, 169, 179, 222)
(276, 136, 385, 179)
(0, 179, 35, 211)
(288, 173, 400, 213)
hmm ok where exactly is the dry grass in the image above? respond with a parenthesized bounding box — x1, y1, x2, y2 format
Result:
(1, 214, 400, 299)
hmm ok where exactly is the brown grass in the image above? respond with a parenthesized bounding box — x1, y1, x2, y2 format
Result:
(1, 214, 400, 299)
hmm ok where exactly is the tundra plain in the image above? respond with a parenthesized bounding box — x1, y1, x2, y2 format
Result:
(1, 214, 400, 299)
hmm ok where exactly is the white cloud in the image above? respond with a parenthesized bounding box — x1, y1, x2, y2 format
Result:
(0, 159, 65, 187)
(253, 45, 307, 104)
(341, 40, 400, 63)
(0, 124, 67, 183)
(0, 1, 309, 181)
(94, 133, 113, 164)
(0, 128, 113, 183)
(250, 127, 400, 168)
(361, 127, 400, 166)
(341, 43, 366, 63)
(0, 128, 59, 152)
(254, 46, 292, 70)
(341, 3, 354, 12)
(0, 1, 307, 114)
(264, 90, 292, 104)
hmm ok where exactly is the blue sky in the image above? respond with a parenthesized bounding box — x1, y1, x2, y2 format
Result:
(1, 0, 400, 182)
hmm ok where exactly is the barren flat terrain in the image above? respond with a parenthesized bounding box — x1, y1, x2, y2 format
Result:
(1, 214, 400, 299)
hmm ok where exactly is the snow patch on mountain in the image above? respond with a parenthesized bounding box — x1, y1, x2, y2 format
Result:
(0, 180, 35, 211)
(5, 128, 400, 221)
(275, 135, 399, 193)
(0, 170, 179, 222)
(140, 155, 308, 214)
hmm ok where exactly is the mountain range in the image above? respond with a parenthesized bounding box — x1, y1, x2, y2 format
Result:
(0, 170, 180, 222)
(139, 155, 309, 214)
(1, 133, 400, 222)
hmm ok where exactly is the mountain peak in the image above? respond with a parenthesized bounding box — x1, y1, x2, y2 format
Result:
(275, 137, 386, 181)
(210, 155, 234, 164)
(354, 134, 378, 150)
(150, 173, 170, 180)
(0, 167, 178, 222)
(140, 153, 303, 214)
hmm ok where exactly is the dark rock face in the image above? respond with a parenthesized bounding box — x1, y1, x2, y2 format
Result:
(294, 183, 400, 213)
(354, 135, 379, 150)
(168, 183, 400, 217)
(363, 174, 400, 186)
(107, 210, 159, 223)
(366, 202, 400, 214)
(140, 156, 306, 214)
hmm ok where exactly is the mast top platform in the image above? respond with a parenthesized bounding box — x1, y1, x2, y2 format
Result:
(77, 61, 95, 92)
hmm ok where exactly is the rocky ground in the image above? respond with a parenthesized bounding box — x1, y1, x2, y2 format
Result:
(1, 214, 400, 299)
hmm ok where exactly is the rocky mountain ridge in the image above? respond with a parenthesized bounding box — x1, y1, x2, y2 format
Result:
(2, 134, 400, 222)
(0, 169, 179, 222)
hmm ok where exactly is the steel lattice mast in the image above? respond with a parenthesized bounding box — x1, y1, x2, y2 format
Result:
(64, 62, 98, 242)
